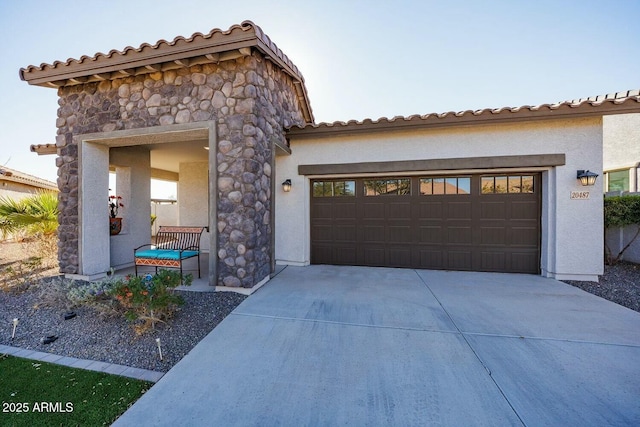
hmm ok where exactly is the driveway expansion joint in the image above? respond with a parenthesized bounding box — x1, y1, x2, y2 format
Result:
(413, 269, 527, 426)
(459, 331, 640, 348)
(231, 311, 458, 334)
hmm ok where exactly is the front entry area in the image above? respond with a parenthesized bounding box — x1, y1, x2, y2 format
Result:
(310, 174, 541, 273)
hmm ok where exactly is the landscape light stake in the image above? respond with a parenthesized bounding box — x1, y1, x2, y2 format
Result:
(11, 318, 18, 340)
(156, 338, 163, 361)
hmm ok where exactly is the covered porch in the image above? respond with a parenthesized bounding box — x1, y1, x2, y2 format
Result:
(78, 123, 218, 286)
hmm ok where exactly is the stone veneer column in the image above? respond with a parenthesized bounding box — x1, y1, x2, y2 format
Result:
(54, 52, 305, 288)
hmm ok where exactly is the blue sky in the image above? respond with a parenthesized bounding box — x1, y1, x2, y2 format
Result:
(1, 0, 638, 187)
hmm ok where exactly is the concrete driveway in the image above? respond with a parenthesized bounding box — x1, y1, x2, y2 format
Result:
(114, 266, 640, 426)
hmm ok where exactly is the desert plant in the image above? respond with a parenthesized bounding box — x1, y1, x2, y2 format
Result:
(108, 270, 192, 334)
(0, 256, 43, 293)
(604, 195, 640, 265)
(0, 191, 58, 239)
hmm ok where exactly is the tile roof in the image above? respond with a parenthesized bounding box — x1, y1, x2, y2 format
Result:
(0, 166, 58, 191)
(287, 90, 640, 137)
(20, 20, 313, 122)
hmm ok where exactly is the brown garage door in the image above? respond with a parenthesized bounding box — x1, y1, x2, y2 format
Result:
(310, 174, 541, 274)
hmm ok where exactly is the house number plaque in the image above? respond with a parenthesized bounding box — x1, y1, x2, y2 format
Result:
(570, 191, 590, 200)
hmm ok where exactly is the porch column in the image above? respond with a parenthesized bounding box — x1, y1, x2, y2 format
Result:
(79, 141, 110, 277)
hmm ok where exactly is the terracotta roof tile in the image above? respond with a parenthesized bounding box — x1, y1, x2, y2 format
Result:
(288, 91, 640, 137)
(20, 20, 314, 123)
(20, 21, 303, 84)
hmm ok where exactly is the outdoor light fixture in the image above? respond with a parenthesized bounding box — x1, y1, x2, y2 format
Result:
(577, 170, 598, 186)
(282, 179, 292, 192)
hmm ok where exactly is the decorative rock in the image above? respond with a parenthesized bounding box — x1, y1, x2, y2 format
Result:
(163, 71, 177, 85)
(228, 191, 243, 203)
(230, 230, 245, 243)
(237, 244, 246, 255)
(146, 94, 162, 107)
(212, 91, 226, 108)
(218, 177, 235, 191)
(118, 84, 130, 98)
(244, 85, 257, 98)
(102, 123, 117, 132)
(175, 109, 191, 124)
(218, 140, 233, 154)
(221, 81, 233, 97)
(197, 85, 213, 100)
(242, 124, 257, 136)
(207, 73, 224, 89)
(236, 98, 255, 114)
(159, 115, 175, 126)
(192, 110, 211, 122)
(192, 73, 206, 85)
(223, 276, 241, 287)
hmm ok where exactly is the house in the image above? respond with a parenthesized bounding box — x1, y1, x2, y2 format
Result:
(603, 112, 640, 192)
(0, 166, 58, 201)
(602, 110, 640, 263)
(21, 20, 640, 288)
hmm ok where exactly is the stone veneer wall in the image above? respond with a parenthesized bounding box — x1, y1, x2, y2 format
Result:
(54, 52, 305, 287)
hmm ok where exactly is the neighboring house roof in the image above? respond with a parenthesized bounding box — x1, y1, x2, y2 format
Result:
(20, 20, 314, 123)
(288, 90, 640, 138)
(0, 166, 58, 191)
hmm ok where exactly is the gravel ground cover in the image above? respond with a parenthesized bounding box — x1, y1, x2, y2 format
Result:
(0, 285, 246, 372)
(564, 262, 640, 313)
(1, 241, 639, 375)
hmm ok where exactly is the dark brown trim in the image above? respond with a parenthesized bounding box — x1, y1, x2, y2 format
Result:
(299, 154, 565, 176)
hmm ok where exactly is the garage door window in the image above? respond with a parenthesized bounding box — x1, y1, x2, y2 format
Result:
(481, 175, 534, 194)
(420, 176, 470, 195)
(313, 180, 355, 197)
(364, 178, 411, 196)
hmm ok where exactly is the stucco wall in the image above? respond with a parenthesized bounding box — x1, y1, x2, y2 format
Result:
(151, 202, 178, 236)
(109, 147, 151, 270)
(178, 162, 210, 252)
(603, 113, 640, 171)
(276, 117, 604, 280)
(0, 182, 51, 201)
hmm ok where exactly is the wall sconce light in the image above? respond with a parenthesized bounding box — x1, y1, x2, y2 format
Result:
(577, 170, 598, 186)
(282, 179, 292, 192)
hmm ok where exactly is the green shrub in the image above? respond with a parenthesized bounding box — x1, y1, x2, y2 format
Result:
(108, 270, 192, 334)
(604, 195, 640, 264)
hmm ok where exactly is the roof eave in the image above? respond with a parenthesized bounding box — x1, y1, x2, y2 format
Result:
(19, 20, 315, 123)
(287, 97, 640, 139)
(30, 144, 57, 155)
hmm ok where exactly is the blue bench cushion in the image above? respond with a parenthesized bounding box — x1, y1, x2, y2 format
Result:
(135, 249, 199, 260)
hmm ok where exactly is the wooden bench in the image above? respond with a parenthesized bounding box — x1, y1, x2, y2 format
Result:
(134, 226, 207, 278)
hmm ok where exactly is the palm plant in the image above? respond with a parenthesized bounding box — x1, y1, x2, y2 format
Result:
(0, 191, 59, 239)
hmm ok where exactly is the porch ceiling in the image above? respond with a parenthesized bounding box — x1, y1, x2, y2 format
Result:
(146, 139, 208, 174)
